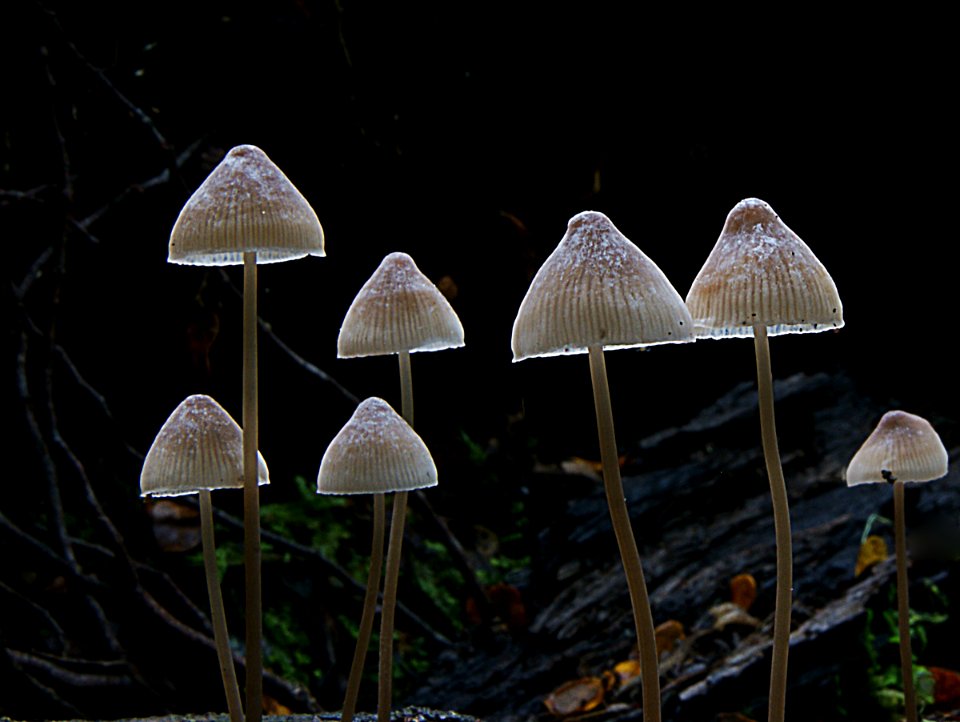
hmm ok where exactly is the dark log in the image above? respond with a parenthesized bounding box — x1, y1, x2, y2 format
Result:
(406, 372, 960, 721)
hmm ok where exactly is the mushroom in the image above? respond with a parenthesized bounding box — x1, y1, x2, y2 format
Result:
(317, 397, 438, 722)
(141, 394, 270, 722)
(512, 210, 694, 722)
(337, 251, 463, 722)
(685, 198, 842, 722)
(168, 144, 324, 721)
(846, 410, 949, 722)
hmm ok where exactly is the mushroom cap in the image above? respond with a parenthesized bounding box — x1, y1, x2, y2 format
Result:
(845, 410, 948, 486)
(685, 198, 843, 338)
(317, 397, 438, 495)
(337, 252, 464, 358)
(511, 210, 694, 361)
(140, 394, 270, 497)
(168, 144, 325, 266)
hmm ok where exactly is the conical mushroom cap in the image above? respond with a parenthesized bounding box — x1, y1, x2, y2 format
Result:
(140, 394, 270, 497)
(317, 397, 438, 494)
(337, 252, 465, 358)
(511, 210, 694, 361)
(845, 410, 948, 486)
(686, 198, 842, 338)
(169, 144, 325, 266)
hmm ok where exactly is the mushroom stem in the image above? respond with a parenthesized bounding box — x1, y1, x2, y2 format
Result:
(893, 478, 919, 722)
(376, 349, 414, 722)
(378, 491, 407, 722)
(399, 350, 414, 427)
(342, 493, 386, 722)
(242, 251, 263, 722)
(587, 344, 660, 722)
(753, 323, 792, 722)
(200, 490, 244, 722)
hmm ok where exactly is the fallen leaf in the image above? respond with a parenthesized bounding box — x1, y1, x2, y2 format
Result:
(855, 535, 889, 577)
(709, 602, 761, 631)
(930, 666, 960, 704)
(262, 695, 290, 714)
(654, 619, 686, 655)
(612, 659, 641, 685)
(730, 573, 757, 610)
(544, 677, 605, 716)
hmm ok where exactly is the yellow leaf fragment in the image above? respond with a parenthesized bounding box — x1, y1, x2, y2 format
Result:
(544, 677, 606, 716)
(854, 535, 889, 577)
(612, 659, 642, 685)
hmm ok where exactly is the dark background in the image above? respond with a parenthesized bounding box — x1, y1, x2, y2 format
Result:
(4, 2, 957, 719)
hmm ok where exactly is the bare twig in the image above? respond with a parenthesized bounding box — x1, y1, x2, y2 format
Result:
(218, 268, 361, 405)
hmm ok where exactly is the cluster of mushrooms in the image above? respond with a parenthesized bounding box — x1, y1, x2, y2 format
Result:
(138, 145, 948, 722)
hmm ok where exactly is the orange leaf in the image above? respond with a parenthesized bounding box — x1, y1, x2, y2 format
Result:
(930, 666, 960, 704)
(654, 619, 686, 655)
(730, 573, 757, 610)
(544, 677, 605, 716)
(855, 535, 888, 577)
(262, 695, 291, 714)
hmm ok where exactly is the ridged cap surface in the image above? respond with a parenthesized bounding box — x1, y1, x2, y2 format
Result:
(845, 410, 948, 486)
(511, 210, 693, 360)
(685, 198, 842, 338)
(168, 144, 325, 265)
(317, 397, 438, 494)
(338, 252, 464, 358)
(140, 394, 270, 497)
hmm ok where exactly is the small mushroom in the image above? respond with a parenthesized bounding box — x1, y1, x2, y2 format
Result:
(336, 252, 462, 722)
(169, 144, 323, 722)
(317, 398, 438, 722)
(685, 198, 842, 722)
(845, 410, 948, 722)
(141, 394, 269, 722)
(512, 210, 694, 722)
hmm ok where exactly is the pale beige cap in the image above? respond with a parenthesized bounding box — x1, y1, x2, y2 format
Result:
(511, 210, 694, 361)
(140, 394, 270, 497)
(686, 198, 842, 338)
(317, 397, 438, 495)
(337, 252, 464, 358)
(845, 410, 948, 486)
(168, 144, 325, 265)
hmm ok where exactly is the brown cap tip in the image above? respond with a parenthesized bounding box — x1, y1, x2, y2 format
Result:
(168, 144, 325, 266)
(140, 394, 270, 497)
(317, 397, 438, 494)
(511, 210, 694, 361)
(337, 252, 464, 358)
(685, 198, 842, 338)
(845, 410, 949, 486)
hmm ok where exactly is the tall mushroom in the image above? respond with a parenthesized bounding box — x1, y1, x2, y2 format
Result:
(846, 410, 948, 722)
(168, 144, 324, 721)
(512, 211, 694, 722)
(337, 251, 463, 722)
(141, 394, 270, 722)
(685, 198, 842, 722)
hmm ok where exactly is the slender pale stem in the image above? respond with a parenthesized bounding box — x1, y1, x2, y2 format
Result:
(587, 345, 660, 722)
(378, 491, 407, 722)
(376, 350, 414, 722)
(753, 323, 791, 722)
(200, 490, 244, 722)
(242, 252, 263, 722)
(893, 478, 918, 722)
(398, 350, 413, 427)
(342, 493, 386, 722)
